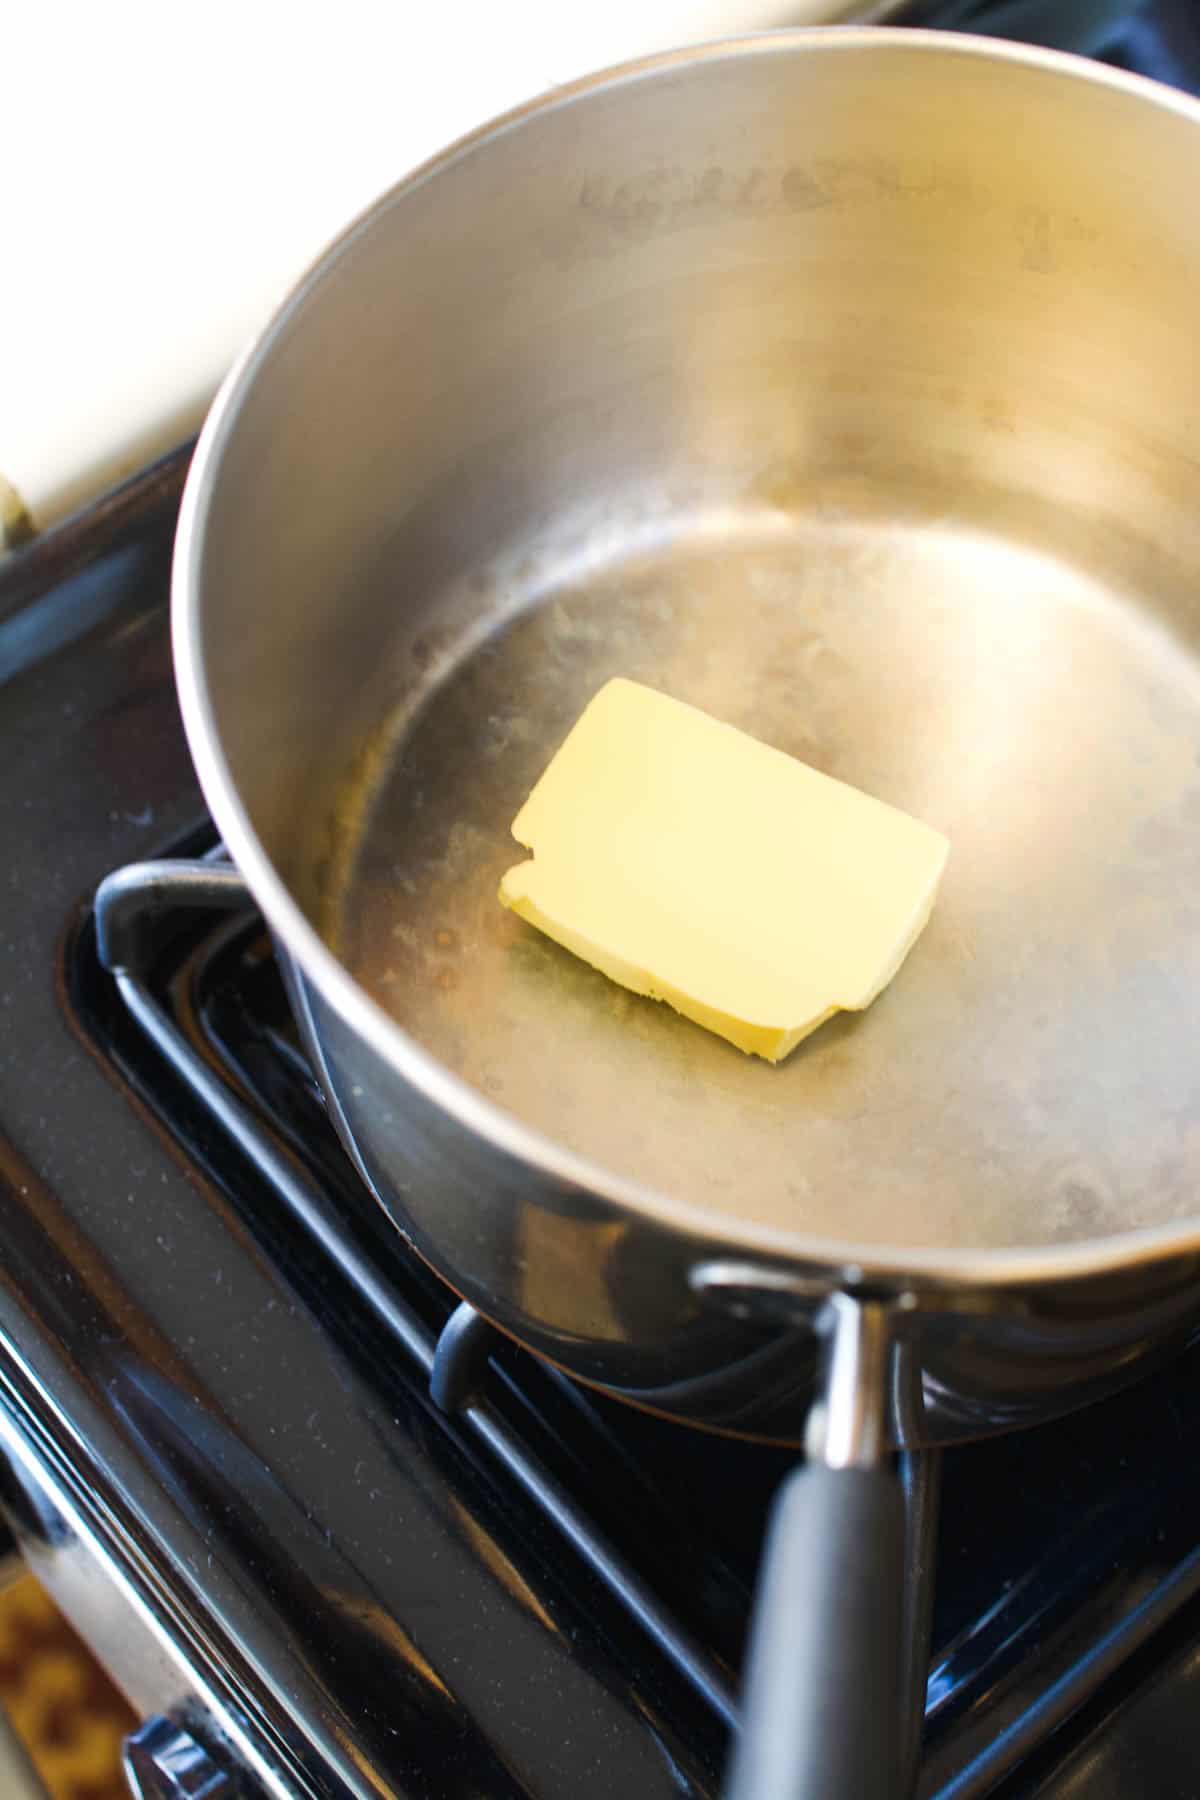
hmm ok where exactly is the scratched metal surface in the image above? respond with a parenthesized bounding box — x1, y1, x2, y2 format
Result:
(334, 492, 1200, 1251)
(182, 36, 1200, 1260)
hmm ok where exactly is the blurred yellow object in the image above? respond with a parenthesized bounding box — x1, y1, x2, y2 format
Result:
(0, 1575, 132, 1800)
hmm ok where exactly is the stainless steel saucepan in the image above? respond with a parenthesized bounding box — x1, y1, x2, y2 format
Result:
(171, 31, 1200, 1797)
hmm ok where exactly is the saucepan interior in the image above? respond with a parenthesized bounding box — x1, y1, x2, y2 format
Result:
(178, 32, 1200, 1266)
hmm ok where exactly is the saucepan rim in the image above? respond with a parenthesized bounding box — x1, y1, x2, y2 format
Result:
(172, 25, 1200, 1289)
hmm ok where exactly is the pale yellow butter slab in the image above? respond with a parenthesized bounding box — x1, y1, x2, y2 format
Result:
(499, 678, 948, 1062)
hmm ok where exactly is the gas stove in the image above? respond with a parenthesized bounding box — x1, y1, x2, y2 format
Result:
(6, 10, 1200, 1798)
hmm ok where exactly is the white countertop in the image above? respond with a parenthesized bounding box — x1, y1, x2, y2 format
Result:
(2, 0, 879, 533)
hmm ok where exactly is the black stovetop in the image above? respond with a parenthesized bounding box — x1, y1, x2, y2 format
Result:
(5, 9, 1200, 1796)
(72, 815, 1200, 1799)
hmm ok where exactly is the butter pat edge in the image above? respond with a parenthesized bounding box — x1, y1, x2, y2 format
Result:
(498, 679, 949, 1063)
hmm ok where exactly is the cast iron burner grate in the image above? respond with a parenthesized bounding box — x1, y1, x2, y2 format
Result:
(70, 845, 1200, 1798)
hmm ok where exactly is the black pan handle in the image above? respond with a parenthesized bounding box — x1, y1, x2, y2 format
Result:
(724, 1293, 912, 1800)
(725, 1461, 907, 1800)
